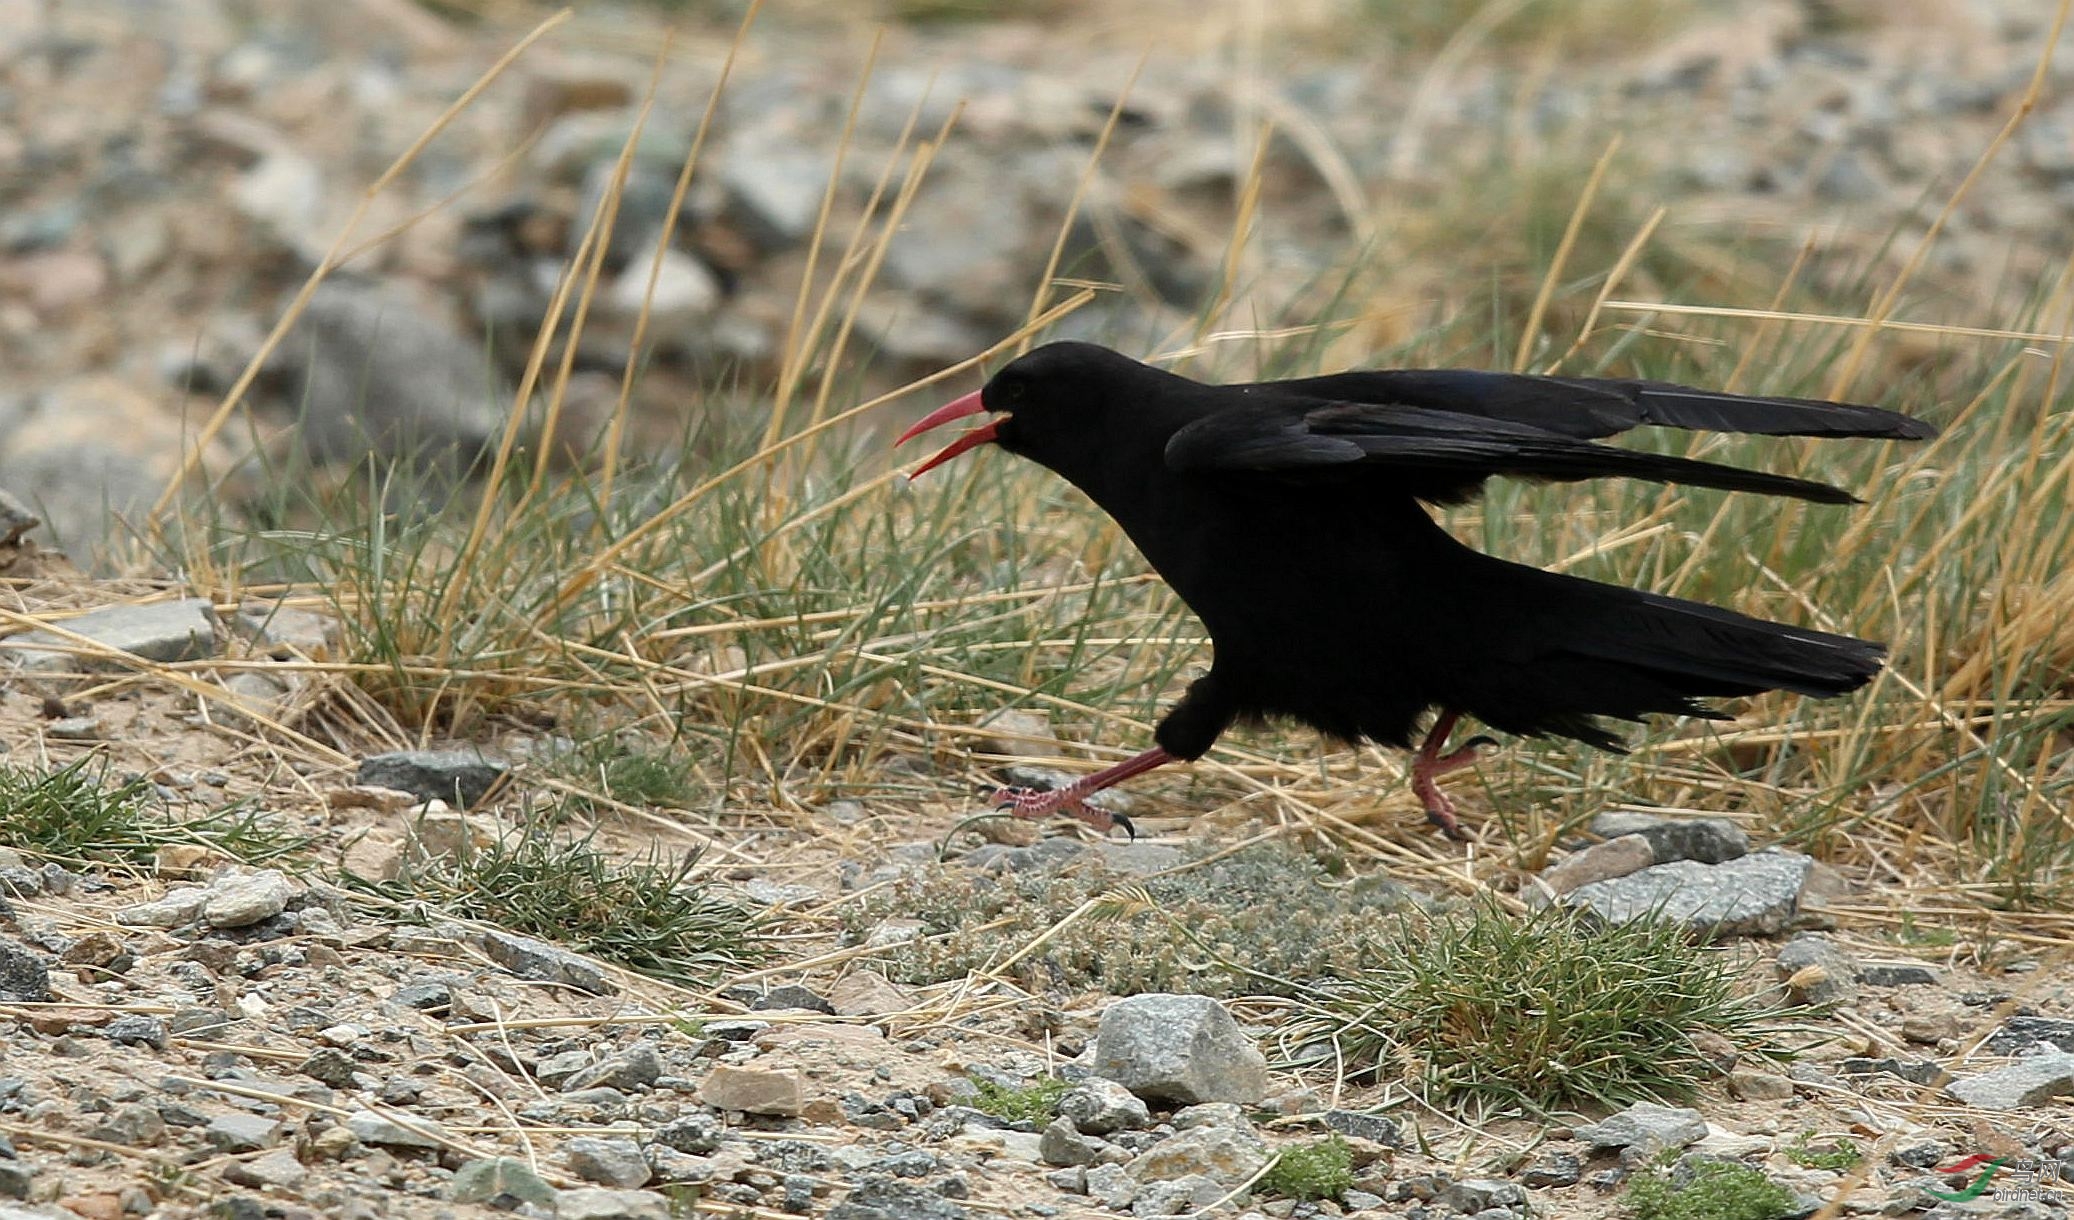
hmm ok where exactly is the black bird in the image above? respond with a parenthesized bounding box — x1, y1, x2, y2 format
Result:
(896, 342, 1935, 839)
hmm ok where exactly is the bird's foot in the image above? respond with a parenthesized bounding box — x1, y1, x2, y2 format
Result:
(1411, 735, 1494, 842)
(991, 785, 1136, 839)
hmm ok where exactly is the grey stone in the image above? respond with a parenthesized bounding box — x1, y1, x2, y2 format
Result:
(536, 1049, 594, 1088)
(566, 1137, 652, 1188)
(649, 1110, 725, 1154)
(826, 1176, 972, 1220)
(356, 749, 509, 809)
(6, 598, 218, 675)
(204, 1113, 280, 1153)
(203, 870, 294, 929)
(1171, 1102, 1248, 1131)
(1944, 1052, 2074, 1109)
(0, 1163, 32, 1201)
(344, 1109, 449, 1148)
(1093, 993, 1268, 1106)
(1343, 1189, 1385, 1211)
(4, 939, 63, 1002)
(480, 929, 615, 995)
(700, 1065, 803, 1116)
(1776, 934, 1861, 1006)
(1538, 834, 1656, 896)
(390, 981, 452, 1011)
(1122, 1124, 1270, 1185)
(1840, 1057, 1945, 1085)
(644, 1148, 718, 1184)
(299, 1048, 359, 1089)
(113, 889, 209, 928)
(1085, 1163, 1136, 1208)
(1563, 849, 1812, 938)
(1984, 1016, 2074, 1055)
(1590, 812, 1749, 864)
(1129, 1174, 1225, 1216)
(1859, 962, 1939, 986)
(1059, 1077, 1151, 1135)
(751, 984, 834, 1015)
(1040, 1116, 1118, 1167)
(556, 1187, 672, 1220)
(450, 1157, 557, 1206)
(222, 1148, 306, 1190)
(88, 1103, 165, 1147)
(719, 148, 834, 250)
(1521, 1151, 1581, 1188)
(564, 1045, 662, 1092)
(1728, 1069, 1795, 1101)
(1440, 1179, 1528, 1214)
(1321, 1109, 1401, 1148)
(104, 1015, 166, 1049)
(1573, 1103, 1706, 1153)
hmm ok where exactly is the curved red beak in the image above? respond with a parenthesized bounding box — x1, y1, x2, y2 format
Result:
(896, 390, 1000, 478)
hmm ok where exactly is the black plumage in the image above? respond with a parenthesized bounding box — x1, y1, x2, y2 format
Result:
(896, 341, 1935, 838)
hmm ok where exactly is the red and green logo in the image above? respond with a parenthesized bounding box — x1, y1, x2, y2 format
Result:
(1926, 1154, 2007, 1201)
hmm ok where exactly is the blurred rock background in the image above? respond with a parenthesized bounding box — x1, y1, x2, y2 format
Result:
(2, 0, 2070, 568)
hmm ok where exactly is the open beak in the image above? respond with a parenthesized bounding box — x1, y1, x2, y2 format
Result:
(895, 389, 1000, 478)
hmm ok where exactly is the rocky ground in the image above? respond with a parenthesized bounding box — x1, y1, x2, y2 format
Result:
(3, 1, 2074, 1219)
(0, 563, 2069, 1219)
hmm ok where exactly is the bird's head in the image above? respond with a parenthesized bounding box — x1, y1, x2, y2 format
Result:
(896, 341, 1154, 479)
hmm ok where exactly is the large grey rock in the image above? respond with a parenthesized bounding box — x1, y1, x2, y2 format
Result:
(1776, 933, 1860, 1006)
(718, 146, 834, 251)
(699, 1065, 803, 1117)
(1984, 1016, 2074, 1056)
(1573, 1103, 1707, 1153)
(1944, 1052, 2074, 1110)
(1590, 812, 1750, 864)
(479, 928, 614, 994)
(563, 1045, 662, 1093)
(356, 749, 509, 808)
(1093, 994, 1267, 1106)
(1040, 1116, 1119, 1167)
(1563, 849, 1812, 938)
(6, 598, 218, 675)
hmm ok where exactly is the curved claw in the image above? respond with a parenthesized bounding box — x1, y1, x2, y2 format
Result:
(1111, 812, 1136, 841)
(1425, 806, 1470, 842)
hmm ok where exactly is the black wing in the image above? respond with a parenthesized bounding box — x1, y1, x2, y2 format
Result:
(1163, 399, 1862, 504)
(1253, 369, 1938, 442)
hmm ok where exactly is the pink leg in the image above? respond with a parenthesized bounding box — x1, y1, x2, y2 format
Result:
(1409, 711, 1495, 841)
(993, 746, 1175, 838)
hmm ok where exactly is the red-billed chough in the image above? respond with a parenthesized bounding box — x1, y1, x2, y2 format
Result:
(897, 341, 1935, 839)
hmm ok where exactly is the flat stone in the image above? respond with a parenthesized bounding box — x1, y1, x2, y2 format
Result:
(565, 1137, 651, 1188)
(1440, 1178, 1527, 1214)
(1538, 834, 1656, 896)
(202, 870, 294, 929)
(649, 1111, 725, 1154)
(1839, 1056, 1945, 1085)
(556, 1187, 673, 1220)
(344, 1109, 449, 1149)
(563, 1045, 662, 1093)
(356, 749, 509, 809)
(1122, 1123, 1270, 1186)
(1592, 812, 1749, 864)
(5, 598, 218, 675)
(700, 1065, 803, 1116)
(1728, 1069, 1795, 1101)
(750, 984, 833, 1014)
(1776, 934, 1860, 1006)
(1983, 1016, 2074, 1055)
(1858, 962, 1940, 987)
(1172, 1102, 1249, 1131)
(1563, 849, 1811, 938)
(1129, 1174, 1225, 1215)
(1322, 1109, 1401, 1148)
(222, 1148, 305, 1190)
(1573, 1103, 1707, 1153)
(1093, 993, 1267, 1106)
(1522, 1151, 1581, 1188)
(1059, 1078, 1151, 1136)
(448, 1157, 557, 1206)
(480, 929, 615, 995)
(113, 889, 209, 928)
(204, 1113, 280, 1153)
(828, 971, 914, 1017)
(1944, 1052, 2074, 1110)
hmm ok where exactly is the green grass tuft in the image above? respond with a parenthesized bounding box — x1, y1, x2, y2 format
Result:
(1261, 1135, 1354, 1203)
(1298, 899, 1773, 1113)
(360, 822, 767, 986)
(1784, 1132, 1861, 1172)
(0, 757, 307, 867)
(1625, 1156, 1797, 1220)
(971, 1075, 1068, 1125)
